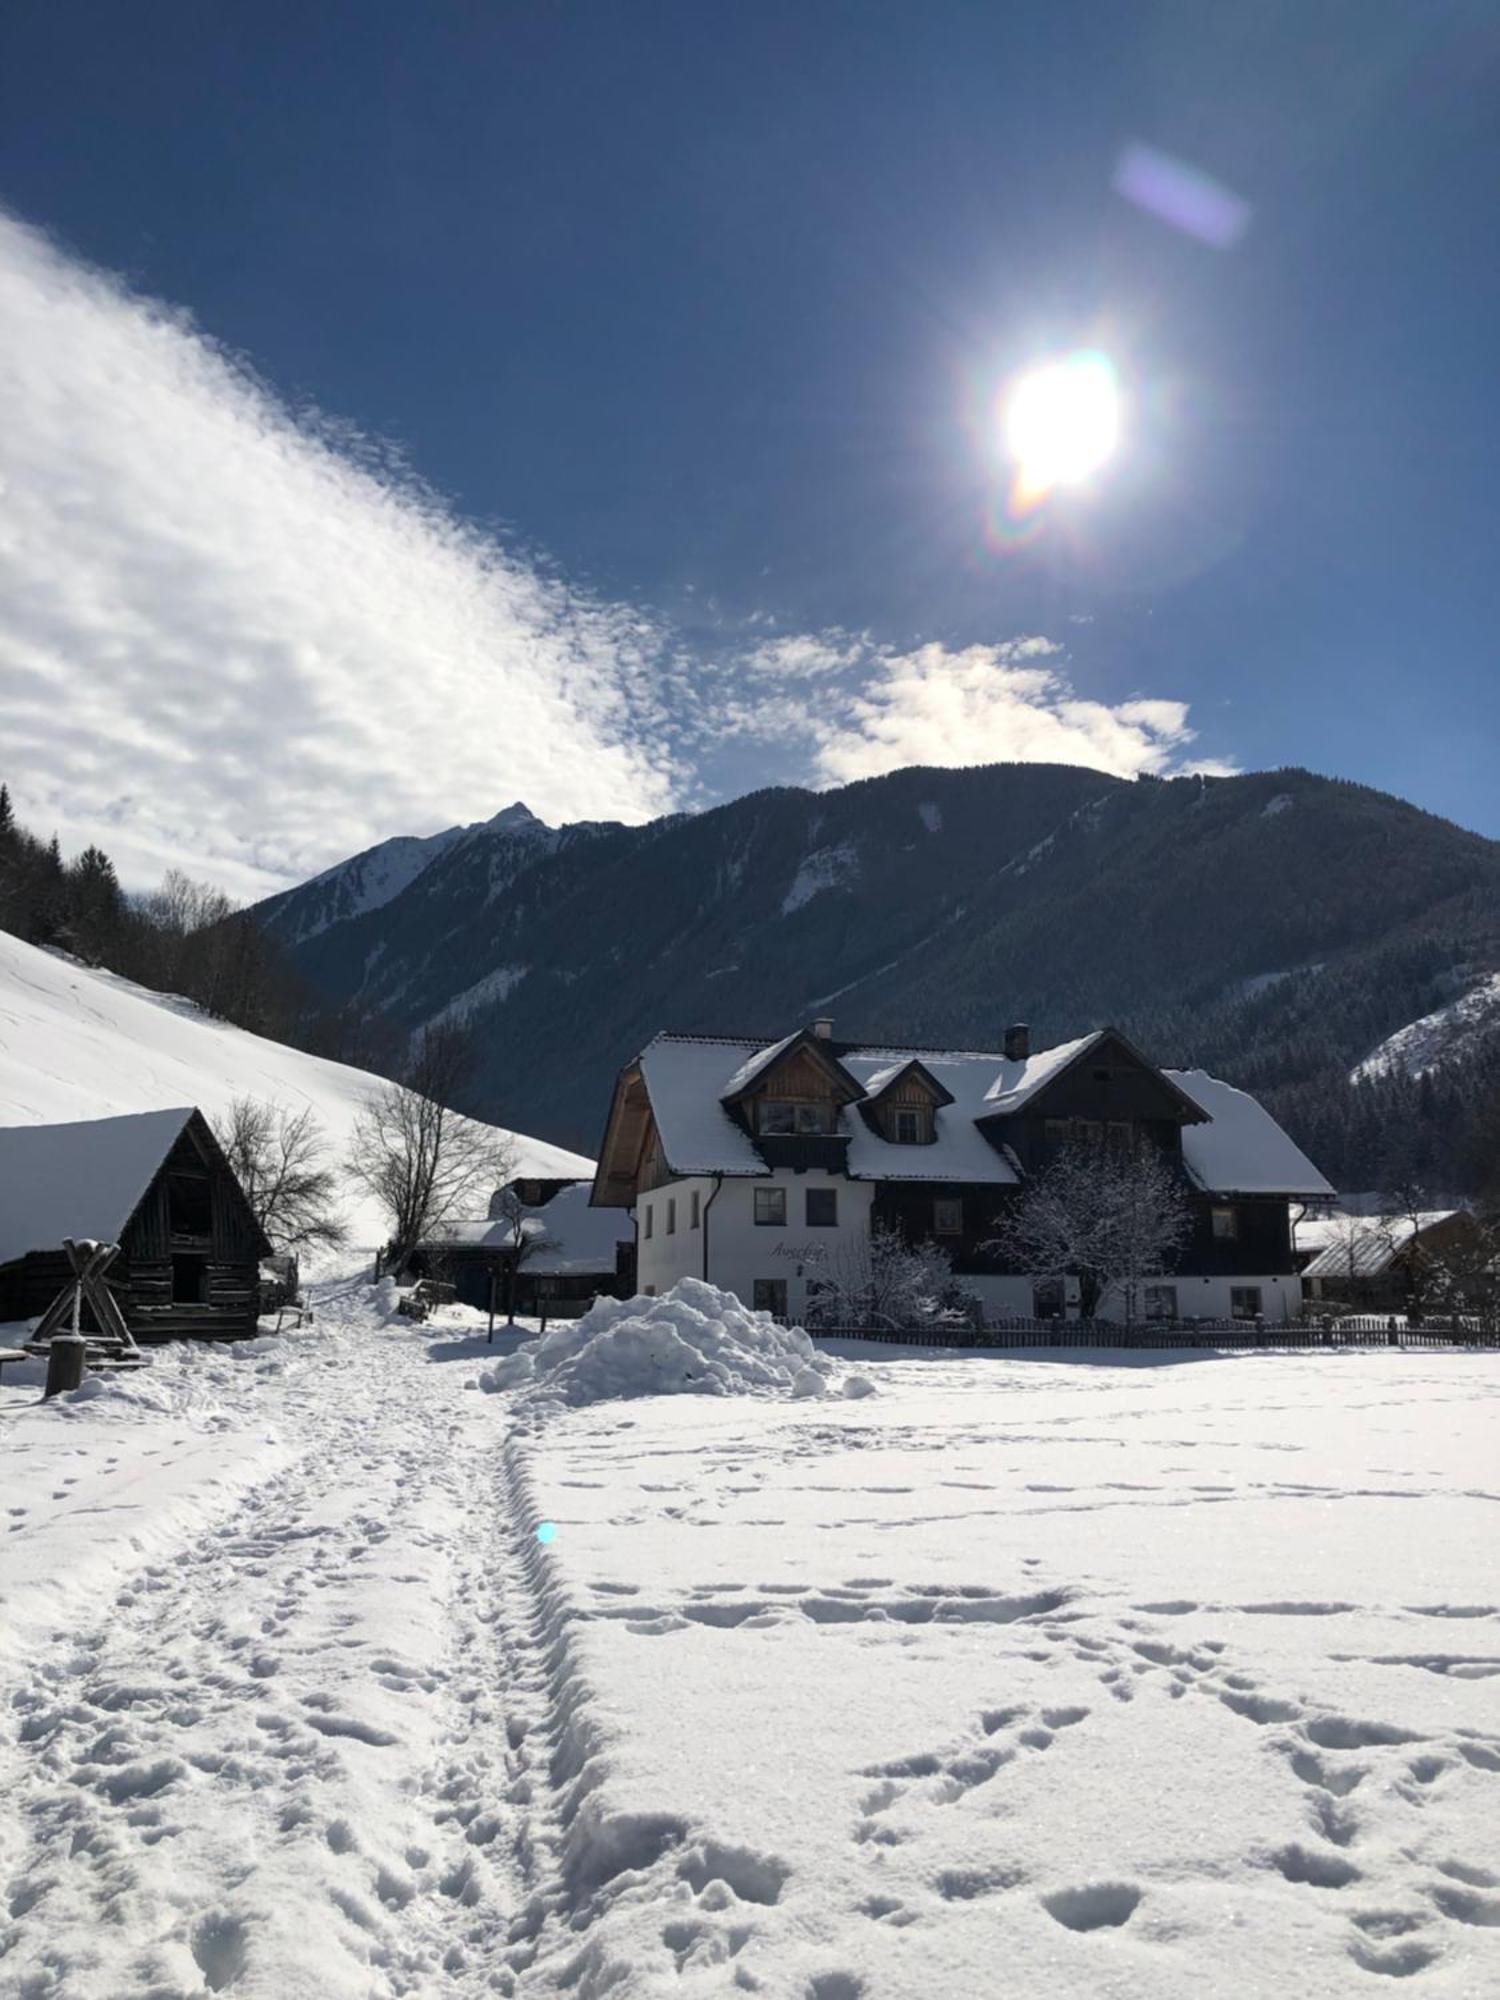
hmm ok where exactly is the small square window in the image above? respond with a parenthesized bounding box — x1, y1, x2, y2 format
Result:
(1212, 1206, 1239, 1241)
(1033, 1278, 1065, 1321)
(933, 1197, 963, 1236)
(806, 1187, 838, 1227)
(753, 1279, 788, 1318)
(690, 1190, 701, 1229)
(1231, 1286, 1262, 1322)
(666, 1197, 676, 1235)
(892, 1108, 921, 1144)
(1143, 1284, 1177, 1322)
(754, 1186, 787, 1226)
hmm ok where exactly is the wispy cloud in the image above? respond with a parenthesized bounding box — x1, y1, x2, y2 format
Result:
(0, 212, 1232, 898)
(0, 212, 678, 895)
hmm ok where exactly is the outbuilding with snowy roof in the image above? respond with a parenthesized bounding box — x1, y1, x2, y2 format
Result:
(0, 1107, 271, 1342)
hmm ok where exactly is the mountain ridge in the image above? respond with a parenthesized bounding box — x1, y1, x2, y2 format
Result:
(250, 762, 1500, 1182)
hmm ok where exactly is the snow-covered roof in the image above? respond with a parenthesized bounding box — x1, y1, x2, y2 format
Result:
(0, 1107, 195, 1268)
(637, 1037, 769, 1177)
(430, 1182, 627, 1275)
(980, 1034, 1101, 1114)
(1166, 1071, 1334, 1198)
(630, 1032, 1331, 1197)
(841, 1051, 1020, 1184)
(1302, 1211, 1461, 1281)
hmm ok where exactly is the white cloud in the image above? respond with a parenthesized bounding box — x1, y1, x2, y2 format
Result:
(809, 639, 1214, 786)
(0, 212, 678, 896)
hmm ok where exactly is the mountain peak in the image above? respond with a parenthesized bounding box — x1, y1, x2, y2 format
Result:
(486, 801, 543, 832)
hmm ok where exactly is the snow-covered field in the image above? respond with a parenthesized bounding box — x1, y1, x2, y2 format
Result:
(3, 1290, 1498, 1998)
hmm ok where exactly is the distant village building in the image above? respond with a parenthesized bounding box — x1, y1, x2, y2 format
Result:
(0, 1107, 270, 1341)
(414, 1179, 631, 1317)
(591, 1021, 1334, 1324)
(1300, 1209, 1474, 1315)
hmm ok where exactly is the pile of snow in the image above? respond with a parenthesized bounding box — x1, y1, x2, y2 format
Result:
(480, 1279, 859, 1406)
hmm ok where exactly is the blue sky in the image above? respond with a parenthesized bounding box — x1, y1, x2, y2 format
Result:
(2, 0, 1498, 891)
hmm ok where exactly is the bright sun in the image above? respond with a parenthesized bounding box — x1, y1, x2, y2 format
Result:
(1003, 351, 1121, 496)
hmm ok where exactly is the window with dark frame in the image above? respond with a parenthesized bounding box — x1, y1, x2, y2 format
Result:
(754, 1185, 787, 1226)
(805, 1187, 837, 1227)
(891, 1108, 921, 1144)
(758, 1100, 831, 1135)
(933, 1197, 962, 1235)
(1231, 1285, 1262, 1321)
(643, 1204, 653, 1240)
(690, 1189, 701, 1229)
(1033, 1278, 1065, 1320)
(1143, 1283, 1177, 1322)
(666, 1196, 676, 1235)
(1212, 1206, 1239, 1241)
(752, 1278, 788, 1318)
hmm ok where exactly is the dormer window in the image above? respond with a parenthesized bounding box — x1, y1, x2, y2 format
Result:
(892, 1108, 922, 1144)
(757, 1099, 833, 1135)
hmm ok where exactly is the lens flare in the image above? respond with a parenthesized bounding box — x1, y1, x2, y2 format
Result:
(1003, 352, 1121, 504)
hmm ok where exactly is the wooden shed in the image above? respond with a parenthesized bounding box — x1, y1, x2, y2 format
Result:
(0, 1107, 271, 1342)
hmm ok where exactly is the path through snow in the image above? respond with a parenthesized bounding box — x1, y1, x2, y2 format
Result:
(2, 1298, 1499, 1998)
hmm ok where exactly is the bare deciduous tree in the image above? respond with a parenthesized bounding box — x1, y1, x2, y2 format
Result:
(347, 1027, 516, 1275)
(213, 1097, 347, 1255)
(988, 1138, 1191, 1322)
(485, 1184, 559, 1325)
(806, 1223, 975, 1329)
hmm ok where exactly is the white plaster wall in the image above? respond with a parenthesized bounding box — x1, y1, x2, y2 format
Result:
(635, 1172, 874, 1319)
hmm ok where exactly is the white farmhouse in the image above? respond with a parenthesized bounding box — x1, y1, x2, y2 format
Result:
(590, 1019, 1334, 1324)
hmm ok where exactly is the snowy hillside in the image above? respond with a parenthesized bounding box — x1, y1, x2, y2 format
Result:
(0, 929, 592, 1245)
(1351, 970, 1500, 1083)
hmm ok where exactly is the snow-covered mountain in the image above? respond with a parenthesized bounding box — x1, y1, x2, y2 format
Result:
(249, 764, 1500, 1172)
(0, 929, 592, 1246)
(1351, 969, 1500, 1083)
(258, 802, 561, 946)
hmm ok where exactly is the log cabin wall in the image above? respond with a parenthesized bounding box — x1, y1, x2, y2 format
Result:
(119, 1123, 263, 1340)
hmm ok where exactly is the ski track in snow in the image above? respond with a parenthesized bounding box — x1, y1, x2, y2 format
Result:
(3, 1308, 1500, 1997)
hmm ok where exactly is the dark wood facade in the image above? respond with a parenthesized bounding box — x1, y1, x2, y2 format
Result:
(0, 1112, 270, 1342)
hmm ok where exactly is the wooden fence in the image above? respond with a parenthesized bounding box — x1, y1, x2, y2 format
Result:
(806, 1316, 1499, 1352)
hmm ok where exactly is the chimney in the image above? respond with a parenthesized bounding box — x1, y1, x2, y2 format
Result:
(810, 1016, 834, 1041)
(1003, 1022, 1030, 1062)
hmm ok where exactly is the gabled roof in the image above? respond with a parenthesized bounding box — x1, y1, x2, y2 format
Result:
(601, 1028, 1333, 1201)
(859, 1057, 956, 1108)
(720, 1027, 865, 1106)
(1165, 1072, 1334, 1198)
(981, 1029, 1211, 1124)
(1302, 1210, 1462, 1280)
(431, 1182, 627, 1274)
(0, 1107, 200, 1268)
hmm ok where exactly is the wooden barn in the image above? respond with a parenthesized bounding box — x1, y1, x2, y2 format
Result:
(0, 1107, 270, 1342)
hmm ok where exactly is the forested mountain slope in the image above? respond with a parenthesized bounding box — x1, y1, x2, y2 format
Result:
(254, 764, 1500, 1186)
